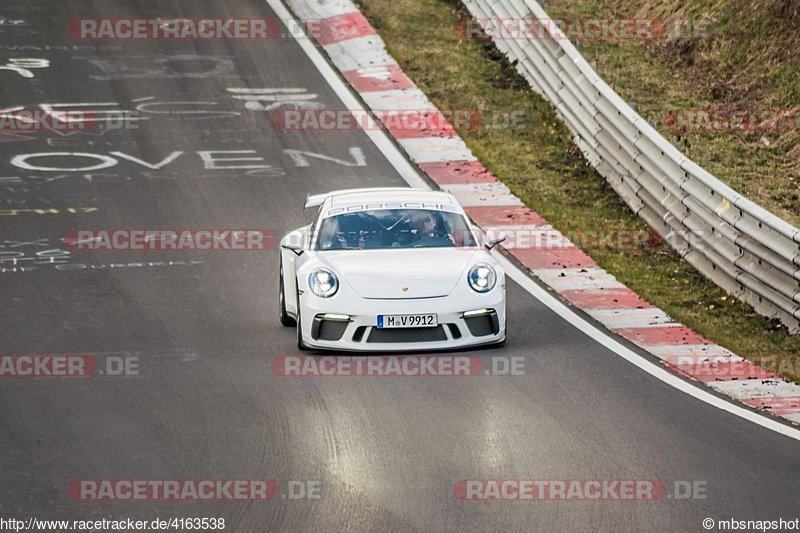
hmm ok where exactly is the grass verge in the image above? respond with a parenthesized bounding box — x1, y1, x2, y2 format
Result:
(541, 0, 800, 225)
(356, 0, 800, 381)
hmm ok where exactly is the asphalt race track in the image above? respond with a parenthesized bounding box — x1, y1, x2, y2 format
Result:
(0, 1, 798, 531)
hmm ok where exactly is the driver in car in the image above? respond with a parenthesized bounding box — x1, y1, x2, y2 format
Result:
(411, 211, 437, 241)
(409, 211, 456, 247)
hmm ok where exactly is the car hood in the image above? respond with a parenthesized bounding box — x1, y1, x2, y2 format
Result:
(319, 248, 480, 299)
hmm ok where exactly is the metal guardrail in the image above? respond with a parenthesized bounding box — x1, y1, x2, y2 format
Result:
(462, 0, 800, 331)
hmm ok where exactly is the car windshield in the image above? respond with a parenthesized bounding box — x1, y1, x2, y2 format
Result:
(315, 208, 478, 250)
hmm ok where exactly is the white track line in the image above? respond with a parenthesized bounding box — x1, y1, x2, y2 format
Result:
(265, 0, 800, 443)
(265, 1, 428, 189)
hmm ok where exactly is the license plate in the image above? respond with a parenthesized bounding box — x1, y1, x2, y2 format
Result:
(377, 313, 438, 329)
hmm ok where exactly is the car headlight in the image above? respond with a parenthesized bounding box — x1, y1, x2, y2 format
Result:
(308, 268, 339, 298)
(468, 263, 496, 293)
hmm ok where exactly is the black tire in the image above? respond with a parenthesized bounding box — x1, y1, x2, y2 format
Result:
(279, 262, 296, 327)
(296, 288, 307, 351)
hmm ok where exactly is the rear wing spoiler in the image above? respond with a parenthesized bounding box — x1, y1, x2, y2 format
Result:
(304, 193, 328, 210)
(304, 187, 438, 210)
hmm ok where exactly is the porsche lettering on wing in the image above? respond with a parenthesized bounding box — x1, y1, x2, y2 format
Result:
(326, 201, 459, 217)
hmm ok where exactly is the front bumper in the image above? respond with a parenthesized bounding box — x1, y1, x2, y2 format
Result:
(298, 288, 506, 352)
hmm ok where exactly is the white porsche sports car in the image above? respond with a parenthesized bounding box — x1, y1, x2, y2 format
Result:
(279, 188, 507, 351)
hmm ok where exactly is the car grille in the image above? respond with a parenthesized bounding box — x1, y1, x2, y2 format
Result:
(317, 320, 348, 342)
(463, 311, 499, 337)
(366, 325, 447, 343)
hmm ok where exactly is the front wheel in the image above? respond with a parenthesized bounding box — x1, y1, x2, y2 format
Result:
(296, 289, 307, 351)
(279, 262, 296, 327)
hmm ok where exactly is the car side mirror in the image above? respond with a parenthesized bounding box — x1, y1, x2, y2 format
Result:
(484, 236, 506, 250)
(281, 242, 304, 256)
